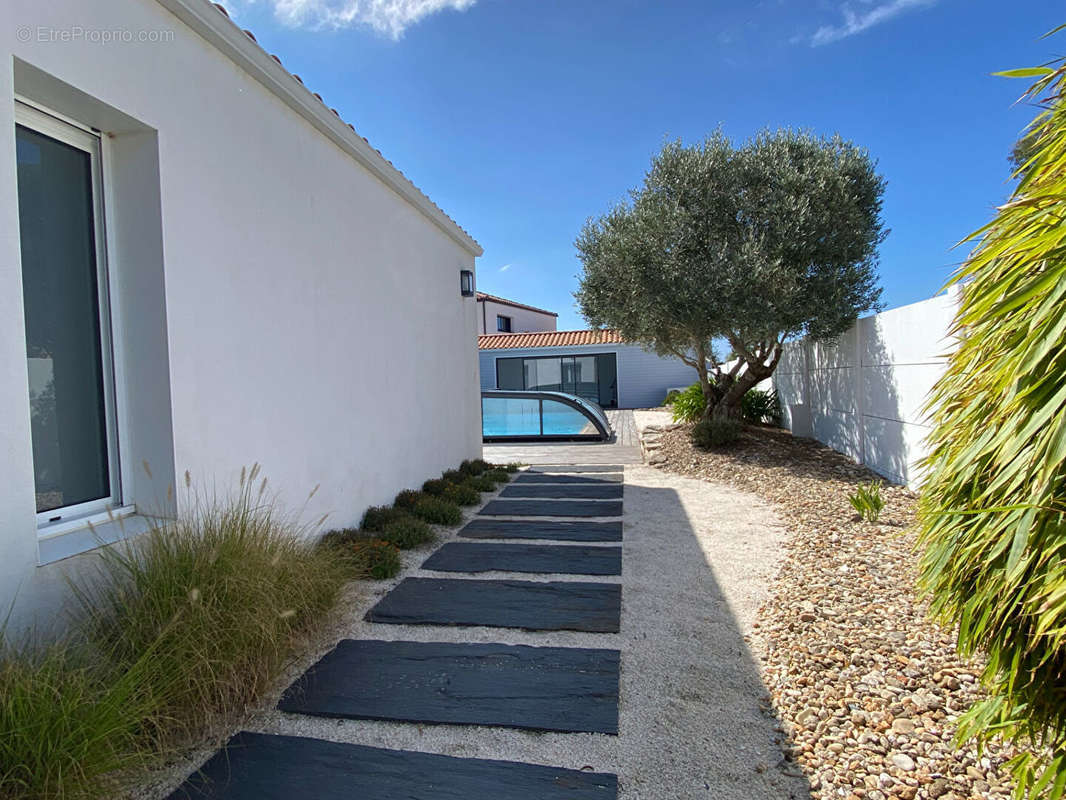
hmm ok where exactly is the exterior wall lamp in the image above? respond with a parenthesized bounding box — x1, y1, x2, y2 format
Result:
(460, 269, 475, 297)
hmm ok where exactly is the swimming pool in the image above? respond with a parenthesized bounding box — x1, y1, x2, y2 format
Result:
(482, 391, 610, 441)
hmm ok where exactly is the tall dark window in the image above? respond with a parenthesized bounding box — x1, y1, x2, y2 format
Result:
(496, 315, 512, 332)
(495, 353, 618, 408)
(16, 105, 118, 522)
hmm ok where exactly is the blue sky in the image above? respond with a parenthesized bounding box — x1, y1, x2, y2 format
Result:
(226, 0, 1058, 330)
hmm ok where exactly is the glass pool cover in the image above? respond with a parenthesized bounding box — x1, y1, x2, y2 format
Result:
(482, 391, 611, 442)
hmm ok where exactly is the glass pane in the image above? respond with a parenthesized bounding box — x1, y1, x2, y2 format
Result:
(541, 399, 598, 436)
(496, 358, 524, 390)
(16, 124, 110, 513)
(574, 356, 598, 402)
(529, 358, 562, 392)
(482, 396, 541, 437)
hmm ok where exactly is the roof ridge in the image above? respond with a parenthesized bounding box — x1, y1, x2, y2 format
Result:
(475, 292, 558, 316)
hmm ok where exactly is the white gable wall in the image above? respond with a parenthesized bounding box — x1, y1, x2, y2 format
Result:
(0, 0, 481, 631)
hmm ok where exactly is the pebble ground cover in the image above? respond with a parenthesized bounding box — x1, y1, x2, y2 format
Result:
(650, 424, 1017, 800)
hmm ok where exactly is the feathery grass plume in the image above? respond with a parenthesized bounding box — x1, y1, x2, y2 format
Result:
(918, 37, 1066, 798)
(69, 467, 346, 748)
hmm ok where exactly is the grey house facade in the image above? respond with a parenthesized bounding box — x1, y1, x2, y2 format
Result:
(478, 330, 695, 409)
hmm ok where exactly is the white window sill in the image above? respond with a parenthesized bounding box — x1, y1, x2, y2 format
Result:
(38, 506, 157, 565)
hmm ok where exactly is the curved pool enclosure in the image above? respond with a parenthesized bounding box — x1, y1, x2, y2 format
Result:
(482, 391, 611, 442)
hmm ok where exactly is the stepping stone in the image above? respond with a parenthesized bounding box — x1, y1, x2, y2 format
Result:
(500, 483, 623, 500)
(169, 731, 617, 799)
(513, 472, 623, 484)
(459, 519, 623, 542)
(366, 577, 621, 632)
(422, 542, 622, 576)
(529, 465, 622, 473)
(278, 640, 620, 734)
(481, 499, 623, 517)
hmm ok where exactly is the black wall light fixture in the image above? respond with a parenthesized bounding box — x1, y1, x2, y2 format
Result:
(460, 269, 475, 297)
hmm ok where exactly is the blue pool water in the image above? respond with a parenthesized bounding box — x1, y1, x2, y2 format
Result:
(482, 400, 596, 437)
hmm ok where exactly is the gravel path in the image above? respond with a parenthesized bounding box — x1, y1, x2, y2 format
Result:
(140, 464, 805, 799)
(648, 424, 1019, 800)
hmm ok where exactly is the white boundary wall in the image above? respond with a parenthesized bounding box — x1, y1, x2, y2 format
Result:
(773, 288, 960, 488)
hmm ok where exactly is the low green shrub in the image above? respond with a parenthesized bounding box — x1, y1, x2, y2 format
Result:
(741, 388, 781, 426)
(441, 469, 464, 483)
(421, 478, 450, 496)
(460, 459, 491, 477)
(671, 383, 707, 423)
(382, 517, 436, 549)
(360, 505, 411, 532)
(691, 417, 741, 448)
(347, 539, 402, 579)
(412, 496, 463, 526)
(849, 481, 885, 523)
(483, 468, 511, 483)
(442, 482, 481, 506)
(72, 467, 345, 747)
(465, 475, 497, 492)
(393, 489, 425, 510)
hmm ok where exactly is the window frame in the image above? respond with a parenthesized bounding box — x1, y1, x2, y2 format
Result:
(15, 100, 126, 531)
(496, 314, 512, 333)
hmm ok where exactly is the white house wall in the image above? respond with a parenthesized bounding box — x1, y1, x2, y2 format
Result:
(0, 0, 481, 631)
(479, 344, 695, 409)
(773, 289, 960, 487)
(477, 299, 557, 334)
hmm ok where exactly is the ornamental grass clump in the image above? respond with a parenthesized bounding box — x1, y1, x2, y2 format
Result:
(918, 47, 1066, 798)
(0, 638, 158, 800)
(71, 465, 345, 748)
(671, 383, 707, 423)
(691, 417, 741, 449)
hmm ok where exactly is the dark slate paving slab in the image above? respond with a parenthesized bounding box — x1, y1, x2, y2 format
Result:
(514, 472, 623, 484)
(529, 465, 623, 473)
(278, 640, 620, 734)
(481, 499, 623, 517)
(366, 577, 621, 632)
(422, 542, 622, 576)
(500, 483, 623, 500)
(459, 519, 623, 542)
(169, 731, 617, 799)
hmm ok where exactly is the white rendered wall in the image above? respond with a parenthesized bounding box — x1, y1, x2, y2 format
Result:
(479, 343, 696, 409)
(0, 0, 481, 631)
(477, 299, 557, 334)
(773, 289, 960, 487)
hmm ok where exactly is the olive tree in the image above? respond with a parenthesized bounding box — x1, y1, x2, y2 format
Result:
(575, 129, 886, 418)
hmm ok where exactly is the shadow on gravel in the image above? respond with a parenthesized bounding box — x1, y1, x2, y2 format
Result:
(622, 481, 811, 800)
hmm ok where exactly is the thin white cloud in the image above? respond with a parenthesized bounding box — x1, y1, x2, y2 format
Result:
(810, 0, 936, 47)
(498, 263, 513, 272)
(248, 0, 476, 38)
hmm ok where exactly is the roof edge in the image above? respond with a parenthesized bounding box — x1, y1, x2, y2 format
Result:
(476, 293, 558, 316)
(155, 0, 482, 257)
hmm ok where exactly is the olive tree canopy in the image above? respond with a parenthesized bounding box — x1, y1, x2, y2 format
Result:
(575, 129, 886, 418)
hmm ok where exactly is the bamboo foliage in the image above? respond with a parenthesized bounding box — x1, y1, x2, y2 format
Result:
(918, 36, 1066, 799)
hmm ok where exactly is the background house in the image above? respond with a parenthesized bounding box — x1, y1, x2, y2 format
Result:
(478, 329, 694, 409)
(476, 292, 557, 334)
(0, 0, 482, 631)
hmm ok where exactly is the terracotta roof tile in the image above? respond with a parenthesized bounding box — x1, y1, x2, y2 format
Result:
(475, 292, 558, 317)
(478, 329, 624, 350)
